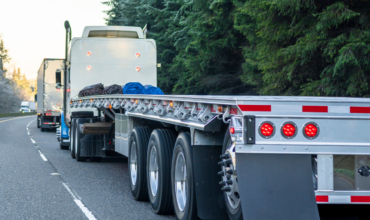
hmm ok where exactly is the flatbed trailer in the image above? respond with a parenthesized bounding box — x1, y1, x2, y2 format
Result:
(59, 22, 370, 220)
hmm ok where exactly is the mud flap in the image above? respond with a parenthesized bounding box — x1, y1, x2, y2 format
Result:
(193, 145, 229, 220)
(236, 153, 319, 220)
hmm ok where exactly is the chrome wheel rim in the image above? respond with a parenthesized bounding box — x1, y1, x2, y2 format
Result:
(175, 152, 187, 212)
(149, 146, 158, 197)
(130, 141, 138, 186)
(222, 143, 240, 210)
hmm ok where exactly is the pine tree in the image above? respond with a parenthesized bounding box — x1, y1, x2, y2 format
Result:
(238, 0, 370, 97)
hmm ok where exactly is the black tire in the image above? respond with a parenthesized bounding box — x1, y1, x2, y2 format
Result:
(70, 118, 76, 159)
(171, 132, 198, 220)
(147, 129, 176, 214)
(75, 119, 87, 162)
(59, 141, 68, 150)
(37, 116, 41, 128)
(129, 127, 150, 201)
(222, 130, 243, 220)
(90, 157, 101, 162)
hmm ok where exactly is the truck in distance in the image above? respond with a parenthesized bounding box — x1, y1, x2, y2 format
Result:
(36, 58, 64, 131)
(20, 101, 36, 112)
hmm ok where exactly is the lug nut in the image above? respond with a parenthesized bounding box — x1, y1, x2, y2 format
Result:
(220, 154, 230, 159)
(218, 171, 225, 176)
(226, 169, 233, 175)
(226, 180, 233, 185)
(219, 181, 226, 186)
(225, 159, 232, 165)
(221, 186, 231, 192)
(226, 174, 231, 179)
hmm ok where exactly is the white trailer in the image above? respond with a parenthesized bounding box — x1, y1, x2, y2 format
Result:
(20, 101, 36, 112)
(59, 22, 370, 220)
(36, 58, 64, 131)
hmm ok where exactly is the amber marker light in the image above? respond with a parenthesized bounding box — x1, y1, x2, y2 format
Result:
(170, 102, 174, 107)
(135, 100, 138, 104)
(90, 99, 93, 102)
(218, 106, 223, 112)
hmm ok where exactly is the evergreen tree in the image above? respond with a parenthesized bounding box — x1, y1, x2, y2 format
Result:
(238, 0, 370, 97)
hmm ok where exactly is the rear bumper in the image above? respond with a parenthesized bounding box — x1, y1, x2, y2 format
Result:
(316, 191, 370, 204)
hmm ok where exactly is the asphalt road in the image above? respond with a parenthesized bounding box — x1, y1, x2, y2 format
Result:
(0, 116, 368, 220)
(0, 116, 175, 220)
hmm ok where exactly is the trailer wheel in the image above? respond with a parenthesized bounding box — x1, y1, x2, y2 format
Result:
(129, 127, 150, 201)
(147, 129, 176, 214)
(70, 118, 76, 159)
(220, 130, 243, 220)
(37, 116, 41, 128)
(171, 132, 198, 220)
(59, 141, 68, 150)
(75, 119, 87, 162)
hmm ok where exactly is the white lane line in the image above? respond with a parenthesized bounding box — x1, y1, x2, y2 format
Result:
(31, 138, 36, 144)
(38, 150, 48, 161)
(62, 183, 97, 220)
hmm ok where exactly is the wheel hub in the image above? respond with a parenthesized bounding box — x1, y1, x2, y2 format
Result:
(219, 142, 240, 210)
(149, 146, 159, 197)
(130, 142, 138, 186)
(175, 152, 187, 212)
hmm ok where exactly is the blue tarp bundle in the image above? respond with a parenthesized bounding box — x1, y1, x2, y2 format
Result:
(144, 85, 164, 95)
(122, 82, 146, 94)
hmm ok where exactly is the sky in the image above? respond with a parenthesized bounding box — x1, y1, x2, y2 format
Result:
(0, 0, 110, 80)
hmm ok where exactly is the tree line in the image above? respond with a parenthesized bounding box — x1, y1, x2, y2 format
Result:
(103, 0, 370, 97)
(0, 37, 36, 113)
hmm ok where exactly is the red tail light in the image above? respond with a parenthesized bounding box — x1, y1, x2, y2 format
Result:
(304, 123, 319, 139)
(230, 127, 235, 134)
(259, 122, 275, 138)
(281, 122, 297, 138)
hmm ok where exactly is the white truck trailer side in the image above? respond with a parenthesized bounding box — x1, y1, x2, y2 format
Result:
(36, 59, 64, 131)
(59, 22, 370, 220)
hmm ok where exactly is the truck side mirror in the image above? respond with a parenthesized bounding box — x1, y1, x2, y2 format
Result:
(56, 69, 62, 89)
(35, 94, 37, 102)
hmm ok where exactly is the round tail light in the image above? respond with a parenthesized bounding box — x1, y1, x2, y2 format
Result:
(259, 122, 275, 138)
(281, 122, 297, 139)
(303, 122, 319, 139)
(230, 127, 235, 134)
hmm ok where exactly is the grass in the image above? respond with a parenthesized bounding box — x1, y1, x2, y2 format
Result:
(0, 112, 36, 118)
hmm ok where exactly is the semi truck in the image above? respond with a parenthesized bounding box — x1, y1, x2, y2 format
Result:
(36, 59, 64, 131)
(20, 101, 36, 112)
(57, 21, 370, 220)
